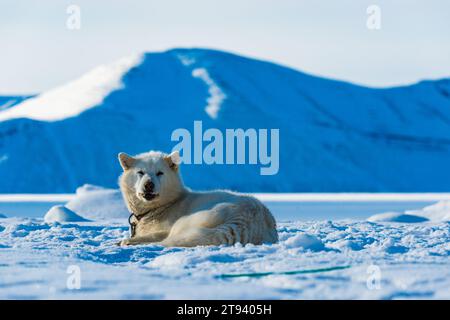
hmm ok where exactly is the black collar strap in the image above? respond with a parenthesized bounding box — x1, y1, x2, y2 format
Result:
(128, 209, 155, 238)
(127, 200, 179, 238)
(128, 209, 153, 238)
(128, 212, 140, 238)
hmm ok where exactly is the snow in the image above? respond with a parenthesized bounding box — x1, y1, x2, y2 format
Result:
(283, 233, 325, 251)
(368, 201, 450, 223)
(406, 201, 450, 222)
(0, 54, 141, 122)
(65, 185, 128, 220)
(44, 205, 89, 223)
(3, 192, 450, 203)
(0, 47, 449, 298)
(0, 194, 74, 202)
(367, 212, 429, 223)
(1, 215, 449, 299)
(0, 95, 33, 111)
(1, 192, 450, 299)
(251, 193, 450, 202)
(191, 68, 226, 119)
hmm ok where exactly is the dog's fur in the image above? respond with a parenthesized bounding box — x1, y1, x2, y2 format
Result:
(118, 150, 278, 247)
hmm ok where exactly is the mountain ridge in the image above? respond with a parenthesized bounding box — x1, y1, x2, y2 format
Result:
(0, 48, 449, 193)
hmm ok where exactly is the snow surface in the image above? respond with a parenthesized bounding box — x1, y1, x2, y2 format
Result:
(368, 201, 450, 223)
(1, 216, 449, 299)
(0, 189, 449, 299)
(1, 48, 450, 193)
(407, 201, 450, 222)
(44, 205, 88, 223)
(367, 212, 429, 223)
(65, 185, 128, 220)
(0, 95, 33, 111)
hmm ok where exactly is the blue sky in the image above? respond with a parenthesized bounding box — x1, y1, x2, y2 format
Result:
(1, 0, 449, 94)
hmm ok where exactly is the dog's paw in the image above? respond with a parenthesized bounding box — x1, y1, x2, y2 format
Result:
(118, 238, 132, 246)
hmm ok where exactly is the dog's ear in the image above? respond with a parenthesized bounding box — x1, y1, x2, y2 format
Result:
(118, 152, 136, 170)
(164, 150, 181, 171)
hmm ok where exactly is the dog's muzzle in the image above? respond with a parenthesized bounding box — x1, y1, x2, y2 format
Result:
(139, 192, 159, 201)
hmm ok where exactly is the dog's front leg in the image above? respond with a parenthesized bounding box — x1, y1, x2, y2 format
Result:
(118, 237, 156, 246)
(118, 232, 168, 246)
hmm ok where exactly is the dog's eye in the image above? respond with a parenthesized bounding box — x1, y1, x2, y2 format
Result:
(137, 170, 144, 176)
(156, 171, 164, 177)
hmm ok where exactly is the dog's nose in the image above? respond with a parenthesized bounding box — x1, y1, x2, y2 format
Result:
(144, 181, 154, 192)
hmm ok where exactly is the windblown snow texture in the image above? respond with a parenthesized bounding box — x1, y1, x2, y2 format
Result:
(1, 187, 450, 299)
(0, 48, 450, 192)
(1, 215, 449, 299)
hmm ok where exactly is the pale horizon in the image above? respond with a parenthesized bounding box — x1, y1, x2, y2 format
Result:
(1, 0, 450, 94)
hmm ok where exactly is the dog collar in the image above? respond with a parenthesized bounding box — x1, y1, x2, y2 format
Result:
(128, 209, 153, 237)
(127, 199, 180, 237)
(128, 212, 140, 238)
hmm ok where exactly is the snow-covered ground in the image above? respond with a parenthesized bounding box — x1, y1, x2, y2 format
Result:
(1, 187, 449, 299)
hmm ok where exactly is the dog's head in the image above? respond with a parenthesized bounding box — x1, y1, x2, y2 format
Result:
(118, 150, 184, 210)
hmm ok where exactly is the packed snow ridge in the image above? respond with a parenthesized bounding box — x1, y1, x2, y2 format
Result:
(0, 54, 142, 122)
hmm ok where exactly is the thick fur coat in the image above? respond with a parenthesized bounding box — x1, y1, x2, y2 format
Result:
(118, 150, 278, 247)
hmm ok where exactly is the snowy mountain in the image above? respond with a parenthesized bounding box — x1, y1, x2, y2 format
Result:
(0, 95, 33, 111)
(0, 48, 450, 193)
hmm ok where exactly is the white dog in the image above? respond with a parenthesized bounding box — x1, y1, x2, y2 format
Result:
(118, 150, 278, 247)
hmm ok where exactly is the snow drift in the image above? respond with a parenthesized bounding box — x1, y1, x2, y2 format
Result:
(60, 185, 450, 224)
(406, 201, 450, 222)
(367, 212, 429, 223)
(65, 184, 128, 220)
(367, 201, 450, 222)
(1, 48, 450, 192)
(1, 215, 450, 299)
(44, 205, 88, 223)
